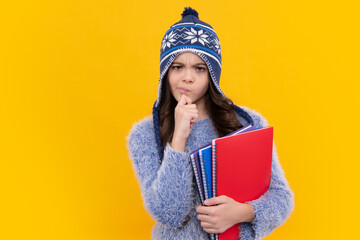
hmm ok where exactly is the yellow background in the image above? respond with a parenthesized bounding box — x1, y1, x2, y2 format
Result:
(1, 0, 359, 239)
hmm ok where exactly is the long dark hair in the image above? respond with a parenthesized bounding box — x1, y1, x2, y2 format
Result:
(159, 71, 243, 148)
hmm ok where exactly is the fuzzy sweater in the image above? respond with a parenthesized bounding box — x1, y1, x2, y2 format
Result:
(126, 105, 294, 240)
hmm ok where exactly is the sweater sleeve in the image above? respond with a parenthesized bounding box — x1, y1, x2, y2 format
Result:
(126, 119, 195, 228)
(239, 111, 295, 240)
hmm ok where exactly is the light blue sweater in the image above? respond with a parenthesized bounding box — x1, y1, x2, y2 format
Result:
(126, 105, 294, 240)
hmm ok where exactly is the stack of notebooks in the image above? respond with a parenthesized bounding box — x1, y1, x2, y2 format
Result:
(190, 124, 274, 240)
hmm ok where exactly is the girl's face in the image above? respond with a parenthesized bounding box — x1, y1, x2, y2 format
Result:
(167, 52, 210, 105)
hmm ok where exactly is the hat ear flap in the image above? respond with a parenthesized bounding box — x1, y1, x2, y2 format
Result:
(152, 103, 164, 162)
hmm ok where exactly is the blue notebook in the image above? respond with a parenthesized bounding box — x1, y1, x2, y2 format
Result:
(199, 146, 213, 199)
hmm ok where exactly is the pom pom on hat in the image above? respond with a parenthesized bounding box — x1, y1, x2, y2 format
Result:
(181, 7, 199, 18)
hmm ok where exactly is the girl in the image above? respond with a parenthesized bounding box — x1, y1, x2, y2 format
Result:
(126, 7, 294, 240)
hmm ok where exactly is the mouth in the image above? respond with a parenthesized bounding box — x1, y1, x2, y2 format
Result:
(178, 87, 190, 94)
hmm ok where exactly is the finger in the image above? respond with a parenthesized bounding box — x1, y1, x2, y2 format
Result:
(204, 195, 229, 206)
(187, 112, 199, 121)
(197, 213, 214, 223)
(179, 108, 198, 115)
(181, 104, 197, 109)
(177, 94, 188, 106)
(182, 94, 193, 105)
(203, 227, 219, 234)
(196, 205, 213, 215)
(190, 118, 198, 123)
(190, 113, 199, 120)
(200, 221, 214, 229)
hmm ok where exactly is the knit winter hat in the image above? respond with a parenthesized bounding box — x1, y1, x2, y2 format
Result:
(152, 7, 254, 161)
(155, 7, 225, 107)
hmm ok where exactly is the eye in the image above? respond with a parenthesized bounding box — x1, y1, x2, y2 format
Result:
(197, 67, 206, 71)
(172, 65, 182, 70)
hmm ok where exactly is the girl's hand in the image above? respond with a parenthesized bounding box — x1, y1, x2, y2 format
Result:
(171, 94, 198, 151)
(196, 195, 255, 234)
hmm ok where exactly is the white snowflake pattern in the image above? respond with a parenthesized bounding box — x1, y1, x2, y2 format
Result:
(214, 38, 221, 55)
(184, 27, 209, 45)
(161, 31, 177, 51)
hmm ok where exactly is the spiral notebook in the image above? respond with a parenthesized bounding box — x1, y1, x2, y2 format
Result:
(190, 124, 256, 205)
(190, 152, 205, 202)
(211, 126, 273, 240)
(199, 146, 213, 199)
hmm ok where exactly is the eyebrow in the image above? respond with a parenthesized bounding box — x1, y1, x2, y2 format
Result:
(171, 62, 207, 67)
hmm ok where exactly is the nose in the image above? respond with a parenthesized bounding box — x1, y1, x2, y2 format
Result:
(182, 68, 194, 83)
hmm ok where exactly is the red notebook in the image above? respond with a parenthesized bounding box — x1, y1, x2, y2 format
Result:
(211, 126, 273, 240)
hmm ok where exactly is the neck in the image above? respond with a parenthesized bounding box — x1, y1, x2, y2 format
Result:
(195, 98, 209, 121)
